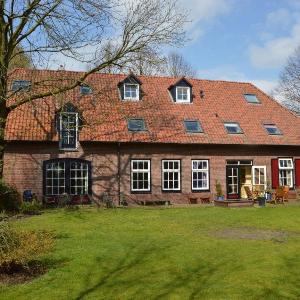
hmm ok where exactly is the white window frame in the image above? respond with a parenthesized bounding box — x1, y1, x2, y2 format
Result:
(70, 161, 89, 195)
(224, 122, 243, 134)
(192, 160, 209, 191)
(162, 160, 181, 191)
(175, 86, 190, 103)
(252, 166, 267, 191)
(278, 158, 294, 188)
(131, 160, 151, 192)
(45, 161, 66, 196)
(124, 83, 139, 101)
(59, 112, 78, 150)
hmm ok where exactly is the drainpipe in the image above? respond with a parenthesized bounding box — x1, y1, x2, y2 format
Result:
(117, 142, 121, 205)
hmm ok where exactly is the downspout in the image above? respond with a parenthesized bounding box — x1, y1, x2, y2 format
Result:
(117, 142, 121, 205)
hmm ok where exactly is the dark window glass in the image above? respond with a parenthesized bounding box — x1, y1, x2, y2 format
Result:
(264, 124, 281, 135)
(128, 119, 146, 131)
(224, 122, 243, 134)
(80, 85, 92, 95)
(11, 80, 31, 91)
(184, 120, 203, 133)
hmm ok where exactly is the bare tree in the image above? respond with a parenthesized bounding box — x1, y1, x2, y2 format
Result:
(0, 0, 188, 176)
(276, 46, 300, 114)
(164, 52, 197, 77)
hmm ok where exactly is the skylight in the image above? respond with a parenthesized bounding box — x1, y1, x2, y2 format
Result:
(12, 80, 31, 91)
(264, 124, 281, 135)
(224, 122, 243, 134)
(128, 119, 146, 131)
(80, 85, 92, 95)
(184, 120, 203, 133)
(244, 94, 260, 104)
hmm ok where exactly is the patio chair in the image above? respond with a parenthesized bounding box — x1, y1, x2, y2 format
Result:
(270, 187, 285, 204)
(282, 186, 289, 202)
(244, 186, 256, 202)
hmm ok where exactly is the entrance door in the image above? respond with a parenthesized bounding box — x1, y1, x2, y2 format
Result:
(226, 166, 240, 199)
(252, 166, 267, 194)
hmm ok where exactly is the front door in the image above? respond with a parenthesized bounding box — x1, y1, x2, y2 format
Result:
(226, 166, 240, 199)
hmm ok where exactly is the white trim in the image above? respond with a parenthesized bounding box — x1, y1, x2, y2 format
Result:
(162, 160, 181, 191)
(59, 112, 78, 150)
(252, 165, 267, 190)
(124, 83, 139, 101)
(278, 158, 294, 188)
(131, 159, 151, 192)
(192, 160, 209, 191)
(175, 86, 190, 103)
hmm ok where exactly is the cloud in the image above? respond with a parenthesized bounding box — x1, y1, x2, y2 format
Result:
(198, 65, 277, 94)
(179, 0, 232, 43)
(249, 6, 300, 69)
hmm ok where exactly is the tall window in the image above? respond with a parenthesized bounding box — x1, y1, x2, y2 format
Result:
(192, 160, 209, 191)
(124, 83, 139, 100)
(131, 160, 151, 192)
(162, 160, 181, 191)
(176, 87, 190, 102)
(45, 161, 66, 195)
(279, 158, 294, 188)
(43, 159, 91, 196)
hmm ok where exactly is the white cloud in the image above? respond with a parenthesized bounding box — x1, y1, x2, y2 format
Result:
(249, 6, 300, 69)
(179, 0, 232, 43)
(198, 65, 277, 94)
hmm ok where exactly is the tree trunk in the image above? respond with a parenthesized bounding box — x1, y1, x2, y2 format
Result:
(0, 78, 8, 178)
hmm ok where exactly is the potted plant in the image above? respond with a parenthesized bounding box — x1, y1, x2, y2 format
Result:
(264, 181, 272, 201)
(215, 180, 224, 200)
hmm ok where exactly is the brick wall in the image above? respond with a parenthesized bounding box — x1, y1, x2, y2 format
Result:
(3, 142, 300, 204)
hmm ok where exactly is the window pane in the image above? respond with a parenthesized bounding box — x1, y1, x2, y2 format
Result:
(131, 160, 150, 191)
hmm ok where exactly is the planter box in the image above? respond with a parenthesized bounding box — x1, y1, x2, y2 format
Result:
(214, 199, 254, 208)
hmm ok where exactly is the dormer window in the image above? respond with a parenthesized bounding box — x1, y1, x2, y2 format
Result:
(57, 103, 80, 150)
(124, 83, 139, 100)
(176, 87, 190, 102)
(169, 77, 192, 104)
(12, 80, 31, 91)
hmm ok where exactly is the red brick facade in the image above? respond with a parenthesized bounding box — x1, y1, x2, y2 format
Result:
(4, 141, 300, 204)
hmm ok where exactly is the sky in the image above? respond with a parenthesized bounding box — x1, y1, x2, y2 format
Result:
(178, 0, 300, 94)
(49, 0, 300, 95)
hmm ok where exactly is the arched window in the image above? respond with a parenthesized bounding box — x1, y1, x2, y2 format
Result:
(43, 158, 91, 196)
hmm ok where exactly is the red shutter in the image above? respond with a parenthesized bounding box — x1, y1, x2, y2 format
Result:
(271, 159, 279, 189)
(295, 159, 300, 188)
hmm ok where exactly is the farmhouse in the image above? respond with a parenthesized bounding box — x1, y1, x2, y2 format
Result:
(4, 68, 300, 204)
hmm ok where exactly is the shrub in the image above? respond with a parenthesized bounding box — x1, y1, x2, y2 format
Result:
(0, 221, 53, 273)
(20, 200, 42, 215)
(0, 180, 21, 212)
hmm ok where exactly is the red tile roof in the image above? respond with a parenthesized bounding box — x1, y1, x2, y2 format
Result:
(5, 68, 300, 146)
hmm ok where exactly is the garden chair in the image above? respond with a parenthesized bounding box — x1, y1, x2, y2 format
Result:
(270, 187, 285, 204)
(244, 186, 256, 201)
(282, 186, 289, 202)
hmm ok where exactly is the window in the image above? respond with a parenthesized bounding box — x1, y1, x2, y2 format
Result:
(128, 118, 146, 131)
(44, 159, 91, 196)
(70, 161, 89, 195)
(224, 122, 243, 134)
(59, 112, 78, 149)
(124, 83, 139, 100)
(244, 94, 260, 104)
(184, 120, 203, 133)
(45, 161, 66, 195)
(192, 160, 209, 191)
(264, 124, 281, 135)
(11, 80, 31, 91)
(131, 160, 151, 192)
(176, 86, 190, 102)
(162, 160, 180, 191)
(279, 158, 294, 188)
(80, 85, 92, 95)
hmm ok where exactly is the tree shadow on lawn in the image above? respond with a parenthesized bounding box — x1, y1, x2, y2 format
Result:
(74, 241, 234, 300)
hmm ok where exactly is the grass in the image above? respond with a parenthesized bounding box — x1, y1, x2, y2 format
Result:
(1, 205, 300, 300)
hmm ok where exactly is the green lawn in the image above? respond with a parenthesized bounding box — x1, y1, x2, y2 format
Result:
(1, 205, 300, 300)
